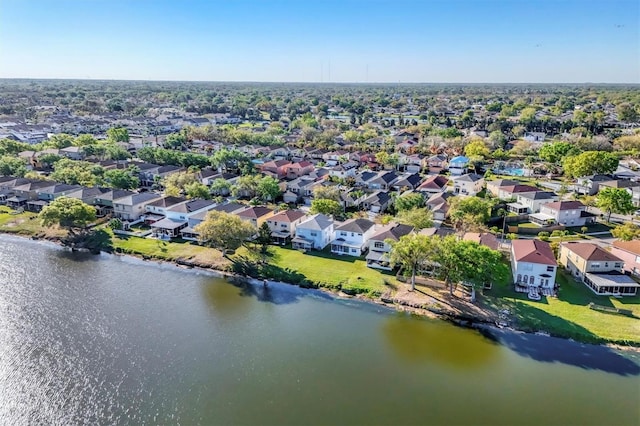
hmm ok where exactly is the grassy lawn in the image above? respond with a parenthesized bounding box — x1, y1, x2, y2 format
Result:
(111, 231, 229, 269)
(236, 245, 397, 296)
(0, 206, 67, 238)
(483, 268, 640, 345)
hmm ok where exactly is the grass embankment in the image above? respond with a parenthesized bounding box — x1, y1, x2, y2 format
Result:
(483, 267, 640, 345)
(0, 206, 67, 239)
(234, 245, 397, 296)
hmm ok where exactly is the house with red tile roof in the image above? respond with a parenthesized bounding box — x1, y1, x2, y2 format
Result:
(510, 239, 557, 296)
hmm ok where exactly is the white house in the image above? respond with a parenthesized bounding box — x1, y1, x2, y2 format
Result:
(452, 173, 484, 196)
(291, 213, 334, 250)
(448, 156, 469, 176)
(113, 192, 163, 221)
(530, 200, 591, 227)
(514, 191, 558, 213)
(330, 218, 376, 256)
(510, 239, 558, 297)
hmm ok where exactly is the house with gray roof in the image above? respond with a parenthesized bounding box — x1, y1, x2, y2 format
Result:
(330, 218, 376, 256)
(291, 213, 334, 250)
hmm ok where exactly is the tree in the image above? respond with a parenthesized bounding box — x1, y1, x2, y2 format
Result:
(388, 234, 436, 291)
(616, 103, 639, 123)
(611, 222, 640, 241)
(104, 168, 139, 190)
(43, 133, 74, 149)
(37, 153, 63, 169)
(310, 199, 342, 217)
(464, 139, 490, 159)
(0, 156, 27, 177)
(184, 181, 211, 199)
(257, 176, 281, 202)
(210, 178, 231, 196)
(74, 134, 98, 147)
(39, 197, 96, 231)
(232, 174, 261, 199)
(194, 211, 256, 254)
(313, 185, 341, 202)
(538, 142, 581, 164)
(210, 148, 252, 173)
(394, 193, 424, 212)
(448, 197, 492, 232)
(104, 144, 132, 161)
(562, 151, 619, 178)
(395, 207, 433, 230)
(163, 171, 198, 197)
(255, 222, 272, 254)
(164, 132, 188, 150)
(50, 158, 105, 186)
(107, 127, 130, 143)
(596, 187, 635, 222)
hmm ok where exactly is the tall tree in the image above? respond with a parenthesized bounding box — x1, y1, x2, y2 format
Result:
(388, 234, 436, 291)
(107, 127, 130, 143)
(448, 197, 492, 232)
(395, 207, 433, 230)
(596, 187, 635, 222)
(39, 197, 96, 231)
(104, 168, 139, 190)
(394, 193, 425, 212)
(562, 151, 619, 178)
(0, 156, 27, 177)
(194, 211, 256, 255)
(310, 199, 342, 217)
(257, 176, 281, 202)
(611, 222, 640, 241)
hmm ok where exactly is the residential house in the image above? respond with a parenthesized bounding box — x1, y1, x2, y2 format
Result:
(425, 192, 453, 221)
(144, 196, 187, 222)
(236, 206, 275, 228)
(180, 202, 247, 240)
(138, 164, 184, 188)
(559, 242, 638, 296)
(93, 189, 135, 216)
(284, 161, 314, 180)
(329, 162, 358, 179)
(426, 154, 448, 174)
(113, 192, 163, 221)
(359, 191, 392, 213)
(330, 218, 376, 256)
(514, 191, 558, 214)
(611, 240, 640, 277)
(510, 239, 558, 296)
(448, 156, 469, 176)
(390, 173, 422, 192)
(523, 132, 546, 142)
(291, 213, 335, 250)
(416, 175, 449, 196)
(405, 154, 426, 174)
(486, 179, 519, 198)
(365, 171, 399, 191)
(574, 174, 612, 196)
(266, 209, 307, 245)
(530, 200, 593, 227)
(59, 146, 85, 160)
(259, 160, 291, 179)
(366, 223, 414, 270)
(463, 232, 500, 251)
(452, 173, 484, 196)
(8, 180, 56, 209)
(151, 199, 216, 238)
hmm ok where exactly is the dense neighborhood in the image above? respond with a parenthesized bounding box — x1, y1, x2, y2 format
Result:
(0, 80, 639, 344)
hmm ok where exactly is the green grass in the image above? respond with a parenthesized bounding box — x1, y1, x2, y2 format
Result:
(0, 206, 67, 238)
(484, 268, 640, 345)
(237, 245, 396, 296)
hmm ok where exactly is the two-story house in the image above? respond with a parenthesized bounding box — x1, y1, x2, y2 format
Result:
(486, 179, 519, 198)
(426, 154, 448, 174)
(292, 213, 334, 250)
(330, 218, 376, 256)
(416, 175, 449, 196)
(236, 206, 275, 228)
(284, 161, 314, 180)
(530, 200, 592, 227)
(559, 242, 638, 296)
(266, 210, 307, 245)
(514, 191, 559, 214)
(452, 173, 484, 196)
(181, 202, 247, 240)
(448, 156, 469, 176)
(611, 240, 640, 277)
(510, 239, 558, 296)
(151, 199, 217, 238)
(113, 192, 163, 221)
(366, 223, 414, 270)
(259, 160, 291, 179)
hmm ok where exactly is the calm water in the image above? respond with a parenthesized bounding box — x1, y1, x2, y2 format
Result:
(0, 235, 639, 425)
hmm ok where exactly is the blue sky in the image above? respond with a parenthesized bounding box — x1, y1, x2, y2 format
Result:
(0, 0, 638, 83)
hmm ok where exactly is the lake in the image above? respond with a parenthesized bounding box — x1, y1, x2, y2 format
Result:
(0, 235, 638, 425)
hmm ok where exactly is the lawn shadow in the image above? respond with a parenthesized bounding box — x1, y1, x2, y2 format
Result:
(480, 327, 640, 377)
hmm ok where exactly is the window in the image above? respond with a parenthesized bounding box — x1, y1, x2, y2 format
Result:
(530, 276, 535, 284)
(523, 275, 528, 283)
(546, 266, 554, 272)
(310, 232, 317, 237)
(591, 263, 600, 268)
(340, 231, 347, 237)
(281, 224, 287, 228)
(615, 263, 622, 269)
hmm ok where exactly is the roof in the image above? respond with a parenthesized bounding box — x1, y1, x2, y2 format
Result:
(612, 240, 640, 256)
(269, 209, 306, 223)
(335, 218, 375, 234)
(370, 223, 414, 242)
(212, 202, 247, 214)
(542, 201, 585, 211)
(237, 206, 273, 219)
(147, 196, 187, 208)
(298, 213, 333, 231)
(418, 175, 449, 190)
(455, 173, 483, 183)
(518, 191, 557, 200)
(450, 155, 469, 164)
(511, 239, 557, 266)
(167, 199, 216, 213)
(584, 272, 640, 288)
(150, 218, 187, 230)
(487, 179, 519, 188)
(114, 192, 162, 206)
(502, 184, 539, 194)
(561, 242, 622, 262)
(463, 232, 500, 250)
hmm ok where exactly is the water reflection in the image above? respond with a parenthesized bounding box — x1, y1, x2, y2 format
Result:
(383, 313, 502, 369)
(484, 328, 640, 376)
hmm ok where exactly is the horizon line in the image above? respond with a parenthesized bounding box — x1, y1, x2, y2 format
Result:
(0, 77, 638, 86)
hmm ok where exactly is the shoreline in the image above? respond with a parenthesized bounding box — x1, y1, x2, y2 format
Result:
(2, 232, 638, 351)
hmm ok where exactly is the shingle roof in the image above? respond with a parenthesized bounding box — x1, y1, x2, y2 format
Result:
(562, 242, 622, 262)
(542, 201, 584, 211)
(612, 240, 640, 256)
(335, 218, 375, 233)
(298, 213, 333, 230)
(512, 240, 557, 266)
(270, 210, 306, 223)
(370, 223, 414, 242)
